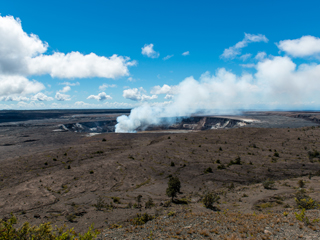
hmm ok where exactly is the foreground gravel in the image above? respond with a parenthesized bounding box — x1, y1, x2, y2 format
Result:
(98, 209, 320, 240)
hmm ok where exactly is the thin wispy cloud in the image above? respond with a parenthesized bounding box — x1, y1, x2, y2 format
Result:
(221, 33, 268, 60)
(99, 84, 117, 91)
(240, 53, 252, 61)
(182, 51, 190, 56)
(163, 54, 174, 60)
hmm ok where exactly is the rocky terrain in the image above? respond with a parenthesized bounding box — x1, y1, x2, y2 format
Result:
(0, 111, 320, 239)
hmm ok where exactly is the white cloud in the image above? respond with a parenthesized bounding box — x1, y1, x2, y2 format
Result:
(27, 52, 136, 79)
(87, 92, 112, 101)
(99, 83, 117, 91)
(182, 51, 190, 56)
(59, 81, 80, 86)
(221, 33, 268, 59)
(0, 75, 44, 97)
(255, 52, 267, 60)
(141, 44, 159, 58)
(17, 101, 45, 108)
(116, 55, 320, 132)
(150, 84, 172, 94)
(163, 54, 174, 60)
(277, 36, 320, 57)
(239, 63, 256, 68)
(55, 92, 71, 101)
(31, 92, 53, 101)
(0, 15, 136, 79)
(240, 53, 252, 61)
(164, 94, 174, 99)
(0, 15, 137, 101)
(0, 95, 29, 101)
(59, 86, 71, 93)
(123, 88, 158, 101)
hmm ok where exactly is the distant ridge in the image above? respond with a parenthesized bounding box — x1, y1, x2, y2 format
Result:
(0, 109, 131, 123)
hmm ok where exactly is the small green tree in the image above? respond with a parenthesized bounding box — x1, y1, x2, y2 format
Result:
(166, 176, 181, 201)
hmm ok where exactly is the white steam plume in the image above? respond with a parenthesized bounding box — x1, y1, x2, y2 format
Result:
(116, 55, 320, 132)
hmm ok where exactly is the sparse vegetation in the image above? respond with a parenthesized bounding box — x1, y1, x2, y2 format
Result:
(93, 196, 105, 211)
(295, 189, 317, 209)
(145, 197, 155, 209)
(0, 214, 98, 239)
(298, 179, 305, 188)
(204, 167, 213, 173)
(263, 180, 275, 189)
(131, 213, 154, 225)
(217, 164, 226, 169)
(166, 176, 181, 201)
(202, 192, 220, 209)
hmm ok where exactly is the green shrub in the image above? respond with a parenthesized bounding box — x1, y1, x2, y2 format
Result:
(131, 213, 154, 225)
(308, 150, 320, 160)
(298, 180, 305, 188)
(102, 138, 106, 142)
(204, 167, 213, 173)
(217, 164, 226, 170)
(295, 189, 317, 209)
(93, 196, 106, 211)
(170, 161, 175, 167)
(112, 197, 121, 204)
(295, 208, 310, 225)
(263, 180, 275, 189)
(166, 176, 181, 201)
(227, 157, 241, 167)
(145, 197, 155, 209)
(0, 214, 99, 239)
(202, 192, 220, 209)
(274, 152, 279, 157)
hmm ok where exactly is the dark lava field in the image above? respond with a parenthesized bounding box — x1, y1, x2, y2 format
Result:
(1, 110, 320, 237)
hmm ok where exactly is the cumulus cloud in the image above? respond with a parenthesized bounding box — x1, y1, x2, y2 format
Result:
(255, 52, 267, 60)
(0, 96, 29, 101)
(141, 44, 159, 58)
(0, 75, 44, 97)
(164, 94, 174, 99)
(59, 86, 71, 93)
(123, 88, 158, 101)
(55, 92, 71, 101)
(221, 33, 268, 59)
(28, 52, 136, 79)
(59, 81, 80, 86)
(150, 84, 172, 95)
(99, 83, 117, 91)
(182, 51, 190, 56)
(87, 92, 112, 101)
(17, 101, 45, 109)
(163, 54, 174, 60)
(0, 15, 136, 99)
(31, 92, 54, 101)
(277, 36, 320, 57)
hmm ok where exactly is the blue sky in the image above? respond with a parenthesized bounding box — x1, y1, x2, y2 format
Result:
(1, 0, 320, 110)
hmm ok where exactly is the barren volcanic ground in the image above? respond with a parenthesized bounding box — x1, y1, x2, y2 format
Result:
(1, 110, 320, 239)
